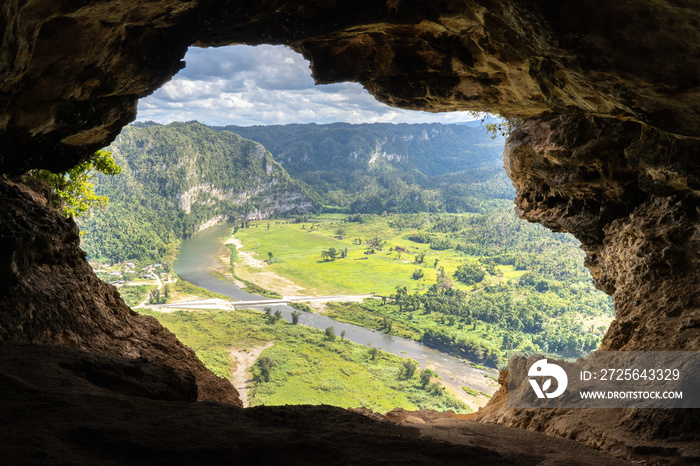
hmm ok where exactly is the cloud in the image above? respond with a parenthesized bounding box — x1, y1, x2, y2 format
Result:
(136, 45, 482, 126)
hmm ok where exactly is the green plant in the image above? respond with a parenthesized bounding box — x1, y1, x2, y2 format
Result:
(24, 149, 121, 218)
(420, 369, 432, 388)
(402, 359, 418, 379)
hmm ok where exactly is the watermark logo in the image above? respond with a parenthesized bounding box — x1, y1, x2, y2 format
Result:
(528, 359, 568, 398)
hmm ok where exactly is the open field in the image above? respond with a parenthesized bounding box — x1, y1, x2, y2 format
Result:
(139, 307, 471, 414)
(230, 212, 614, 363)
(231, 214, 525, 296)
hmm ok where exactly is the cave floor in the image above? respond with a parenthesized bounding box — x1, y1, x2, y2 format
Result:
(0, 344, 632, 465)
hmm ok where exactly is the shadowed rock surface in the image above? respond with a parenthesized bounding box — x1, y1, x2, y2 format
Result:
(0, 176, 240, 406)
(1, 0, 699, 463)
(0, 344, 632, 465)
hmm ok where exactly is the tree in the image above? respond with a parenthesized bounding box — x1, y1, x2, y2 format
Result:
(369, 347, 379, 360)
(291, 311, 301, 324)
(420, 369, 433, 388)
(454, 262, 486, 285)
(257, 356, 273, 382)
(381, 316, 393, 333)
(23, 149, 121, 218)
(402, 359, 417, 379)
(411, 268, 424, 280)
(264, 307, 280, 324)
(148, 288, 161, 304)
(394, 286, 408, 312)
(321, 248, 338, 261)
(267, 251, 274, 261)
(340, 330, 346, 341)
(325, 326, 336, 341)
(366, 236, 384, 251)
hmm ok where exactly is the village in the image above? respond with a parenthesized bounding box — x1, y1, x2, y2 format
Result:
(90, 261, 177, 287)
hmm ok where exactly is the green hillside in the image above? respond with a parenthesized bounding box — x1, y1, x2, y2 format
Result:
(78, 122, 318, 263)
(80, 121, 512, 263)
(218, 122, 512, 213)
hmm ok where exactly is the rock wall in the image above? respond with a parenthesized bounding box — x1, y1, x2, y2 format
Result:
(469, 114, 699, 459)
(1, 0, 699, 462)
(504, 114, 699, 352)
(4, 1, 700, 174)
(0, 176, 241, 406)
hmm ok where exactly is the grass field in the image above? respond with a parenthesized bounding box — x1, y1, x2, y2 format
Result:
(118, 284, 156, 307)
(232, 215, 524, 296)
(140, 307, 471, 413)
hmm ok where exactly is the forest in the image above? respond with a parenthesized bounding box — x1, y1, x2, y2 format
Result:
(79, 121, 509, 262)
(219, 122, 510, 214)
(78, 122, 318, 262)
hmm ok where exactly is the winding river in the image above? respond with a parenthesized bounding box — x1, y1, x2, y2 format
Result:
(174, 223, 497, 401)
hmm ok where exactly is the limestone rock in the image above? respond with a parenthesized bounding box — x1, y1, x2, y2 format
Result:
(0, 176, 241, 406)
(0, 344, 631, 465)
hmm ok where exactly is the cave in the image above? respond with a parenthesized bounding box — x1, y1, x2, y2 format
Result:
(1, 1, 698, 464)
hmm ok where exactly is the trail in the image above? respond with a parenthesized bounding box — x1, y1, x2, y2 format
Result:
(230, 342, 274, 407)
(134, 274, 163, 308)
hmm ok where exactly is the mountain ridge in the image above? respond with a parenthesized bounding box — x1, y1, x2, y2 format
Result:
(80, 120, 510, 262)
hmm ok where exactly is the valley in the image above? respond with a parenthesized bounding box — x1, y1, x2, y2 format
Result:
(230, 212, 613, 366)
(77, 120, 613, 415)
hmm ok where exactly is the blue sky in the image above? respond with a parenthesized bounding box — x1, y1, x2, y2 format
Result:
(136, 45, 483, 126)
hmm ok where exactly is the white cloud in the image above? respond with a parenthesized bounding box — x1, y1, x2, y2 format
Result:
(136, 45, 482, 126)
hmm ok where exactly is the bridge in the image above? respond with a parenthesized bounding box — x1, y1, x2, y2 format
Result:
(160, 294, 375, 310)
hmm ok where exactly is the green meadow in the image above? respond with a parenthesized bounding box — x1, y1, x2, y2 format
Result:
(232, 213, 524, 296)
(231, 211, 614, 363)
(140, 307, 470, 413)
(118, 284, 157, 307)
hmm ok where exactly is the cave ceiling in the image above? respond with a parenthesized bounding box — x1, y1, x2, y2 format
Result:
(2, 0, 700, 175)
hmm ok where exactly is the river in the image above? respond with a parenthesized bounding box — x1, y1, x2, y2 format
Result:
(174, 223, 498, 403)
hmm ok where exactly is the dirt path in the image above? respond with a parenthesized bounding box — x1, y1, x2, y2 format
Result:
(230, 343, 274, 407)
(224, 237, 306, 296)
(134, 276, 163, 308)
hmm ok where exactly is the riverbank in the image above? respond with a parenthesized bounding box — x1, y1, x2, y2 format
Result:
(224, 236, 306, 297)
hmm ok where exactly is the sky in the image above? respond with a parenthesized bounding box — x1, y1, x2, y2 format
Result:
(136, 45, 483, 127)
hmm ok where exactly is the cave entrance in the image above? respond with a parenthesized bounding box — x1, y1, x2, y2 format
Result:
(79, 45, 614, 413)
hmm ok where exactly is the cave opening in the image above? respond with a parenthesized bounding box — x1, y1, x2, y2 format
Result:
(76, 44, 614, 414)
(2, 3, 698, 463)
